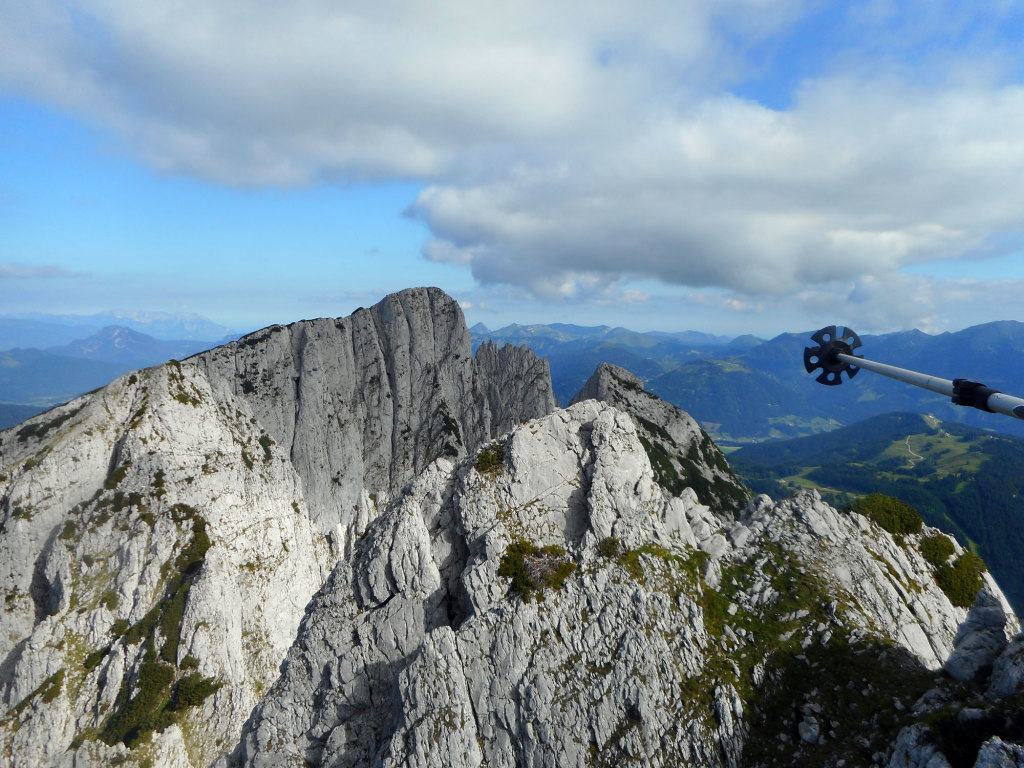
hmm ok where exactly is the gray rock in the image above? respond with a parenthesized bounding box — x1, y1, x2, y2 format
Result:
(945, 589, 1010, 682)
(798, 717, 820, 744)
(4, 286, 1023, 768)
(887, 724, 953, 768)
(570, 363, 749, 518)
(234, 405, 1011, 768)
(974, 737, 1024, 768)
(0, 288, 556, 767)
(990, 634, 1024, 697)
(196, 287, 556, 534)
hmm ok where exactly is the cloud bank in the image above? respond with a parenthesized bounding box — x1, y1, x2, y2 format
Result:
(3, 1, 1024, 329)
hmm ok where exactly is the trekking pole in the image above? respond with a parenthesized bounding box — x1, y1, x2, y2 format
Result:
(803, 325, 1024, 420)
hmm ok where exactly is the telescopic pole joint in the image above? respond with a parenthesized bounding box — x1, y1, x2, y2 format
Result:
(952, 379, 1001, 413)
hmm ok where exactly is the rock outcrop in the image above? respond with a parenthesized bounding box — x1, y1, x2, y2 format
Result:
(3, 286, 1023, 768)
(195, 287, 556, 534)
(570, 363, 749, 518)
(231, 400, 1018, 768)
(0, 362, 332, 768)
(0, 288, 556, 767)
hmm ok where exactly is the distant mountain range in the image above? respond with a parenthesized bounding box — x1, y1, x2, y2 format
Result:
(0, 310, 240, 349)
(0, 326, 223, 428)
(475, 319, 1024, 444)
(654, 321, 1024, 443)
(730, 411, 1024, 613)
(6, 315, 1023, 443)
(470, 322, 763, 405)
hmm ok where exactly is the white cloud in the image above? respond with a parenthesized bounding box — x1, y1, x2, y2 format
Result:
(0, 0, 801, 184)
(412, 80, 1024, 299)
(4, 1, 1024, 333)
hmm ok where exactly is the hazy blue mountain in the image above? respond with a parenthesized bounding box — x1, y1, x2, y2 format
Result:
(640, 322, 1024, 444)
(0, 327, 222, 427)
(646, 358, 842, 442)
(47, 326, 214, 366)
(472, 322, 734, 347)
(0, 310, 237, 346)
(0, 349, 127, 406)
(729, 411, 1024, 612)
(471, 322, 755, 405)
(0, 318, 103, 351)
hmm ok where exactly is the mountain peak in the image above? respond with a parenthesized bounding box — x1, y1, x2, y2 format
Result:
(3, 289, 1024, 767)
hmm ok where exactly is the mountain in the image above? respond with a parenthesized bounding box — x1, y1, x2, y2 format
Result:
(646, 322, 1024, 444)
(730, 411, 1024, 613)
(0, 318, 100, 351)
(0, 348, 129, 406)
(47, 326, 216, 366)
(0, 404, 46, 432)
(234, 405, 1019, 768)
(0, 287, 556, 767)
(647, 357, 842, 443)
(0, 311, 236, 348)
(0, 328, 221, 414)
(472, 320, 1024, 445)
(3, 288, 1024, 767)
(471, 322, 755, 406)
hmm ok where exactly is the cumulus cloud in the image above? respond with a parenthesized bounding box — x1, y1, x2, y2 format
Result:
(0, 0, 800, 183)
(4, 1, 1024, 330)
(414, 80, 1024, 297)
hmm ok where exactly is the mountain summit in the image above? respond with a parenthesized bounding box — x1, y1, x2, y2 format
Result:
(1, 288, 1023, 768)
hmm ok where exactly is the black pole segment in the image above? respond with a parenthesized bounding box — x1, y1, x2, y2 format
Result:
(952, 379, 1002, 413)
(803, 325, 863, 385)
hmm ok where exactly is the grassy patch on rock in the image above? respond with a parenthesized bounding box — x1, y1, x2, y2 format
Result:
(498, 539, 576, 601)
(844, 493, 923, 537)
(935, 552, 987, 608)
(474, 443, 505, 475)
(90, 504, 220, 749)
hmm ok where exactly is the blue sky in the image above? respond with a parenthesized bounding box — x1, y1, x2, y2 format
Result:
(3, 1, 1024, 337)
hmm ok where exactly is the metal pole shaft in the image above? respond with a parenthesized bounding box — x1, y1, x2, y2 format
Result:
(835, 353, 953, 397)
(836, 352, 1024, 420)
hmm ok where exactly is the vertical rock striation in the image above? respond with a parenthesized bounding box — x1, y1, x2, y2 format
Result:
(0, 287, 556, 767)
(4, 286, 1024, 768)
(194, 287, 556, 535)
(232, 400, 1018, 768)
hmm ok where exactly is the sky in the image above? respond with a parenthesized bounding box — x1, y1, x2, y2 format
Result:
(3, 1, 1024, 339)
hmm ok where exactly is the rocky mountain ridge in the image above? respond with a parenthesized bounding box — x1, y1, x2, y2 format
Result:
(1, 287, 1023, 767)
(227, 399, 1022, 768)
(194, 288, 556, 535)
(0, 288, 555, 767)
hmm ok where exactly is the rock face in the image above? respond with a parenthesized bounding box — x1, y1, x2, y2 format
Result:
(0, 362, 332, 768)
(230, 400, 1018, 768)
(0, 288, 556, 767)
(195, 287, 556, 535)
(570, 363, 749, 518)
(4, 286, 1024, 768)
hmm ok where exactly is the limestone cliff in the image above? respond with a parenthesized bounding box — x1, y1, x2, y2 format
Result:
(0, 362, 332, 768)
(195, 287, 556, 535)
(3, 287, 1024, 768)
(0, 288, 555, 767)
(570, 363, 749, 518)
